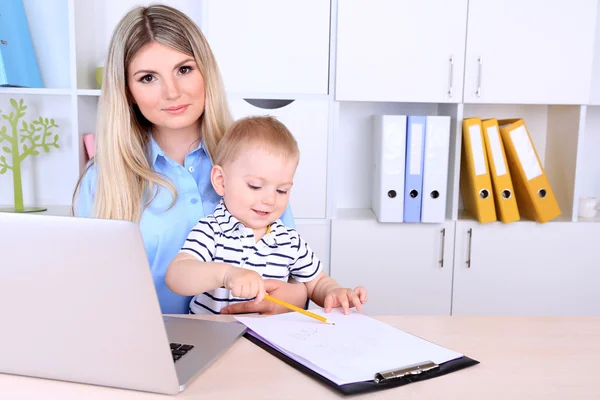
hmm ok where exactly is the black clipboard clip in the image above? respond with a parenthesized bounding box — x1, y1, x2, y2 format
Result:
(374, 360, 439, 384)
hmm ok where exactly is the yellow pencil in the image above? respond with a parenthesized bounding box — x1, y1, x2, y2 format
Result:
(264, 294, 335, 325)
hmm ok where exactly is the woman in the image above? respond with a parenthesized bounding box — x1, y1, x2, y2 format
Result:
(72, 4, 308, 314)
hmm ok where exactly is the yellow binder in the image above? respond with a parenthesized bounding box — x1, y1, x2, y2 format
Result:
(481, 118, 520, 223)
(460, 117, 497, 223)
(498, 119, 561, 223)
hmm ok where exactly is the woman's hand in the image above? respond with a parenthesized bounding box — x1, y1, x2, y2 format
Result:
(220, 279, 308, 315)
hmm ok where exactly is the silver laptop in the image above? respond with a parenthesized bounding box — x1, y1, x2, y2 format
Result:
(0, 212, 247, 395)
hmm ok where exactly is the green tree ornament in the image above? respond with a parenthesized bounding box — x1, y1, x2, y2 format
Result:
(0, 98, 60, 212)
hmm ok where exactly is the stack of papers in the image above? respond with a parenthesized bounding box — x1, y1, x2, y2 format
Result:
(235, 309, 463, 385)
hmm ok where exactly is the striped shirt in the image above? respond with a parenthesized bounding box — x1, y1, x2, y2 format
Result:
(181, 200, 322, 315)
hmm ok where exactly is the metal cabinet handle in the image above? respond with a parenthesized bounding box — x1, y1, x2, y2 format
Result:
(439, 228, 446, 267)
(466, 228, 473, 268)
(476, 55, 483, 97)
(448, 56, 454, 97)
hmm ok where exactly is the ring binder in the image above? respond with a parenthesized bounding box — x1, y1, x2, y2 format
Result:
(374, 361, 439, 383)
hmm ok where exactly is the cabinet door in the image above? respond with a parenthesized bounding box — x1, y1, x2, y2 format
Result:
(453, 221, 600, 315)
(330, 213, 454, 315)
(463, 0, 597, 104)
(335, 0, 468, 103)
(591, 6, 600, 105)
(205, 0, 330, 95)
(227, 97, 328, 219)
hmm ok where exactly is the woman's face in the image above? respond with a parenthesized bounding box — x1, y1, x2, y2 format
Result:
(127, 41, 205, 133)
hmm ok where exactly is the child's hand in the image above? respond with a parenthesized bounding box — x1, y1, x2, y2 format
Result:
(223, 268, 266, 304)
(323, 286, 368, 314)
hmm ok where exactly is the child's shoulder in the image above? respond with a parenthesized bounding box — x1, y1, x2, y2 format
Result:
(272, 219, 301, 241)
(192, 213, 222, 233)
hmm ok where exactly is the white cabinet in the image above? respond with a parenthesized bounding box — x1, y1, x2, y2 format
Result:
(329, 211, 454, 316)
(335, 0, 468, 103)
(227, 97, 329, 219)
(452, 220, 600, 316)
(463, 0, 598, 104)
(205, 0, 330, 95)
(591, 4, 600, 105)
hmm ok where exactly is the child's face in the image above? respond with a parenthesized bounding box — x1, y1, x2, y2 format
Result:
(213, 145, 297, 230)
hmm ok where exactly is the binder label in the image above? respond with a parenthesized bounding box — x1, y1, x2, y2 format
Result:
(486, 125, 506, 176)
(511, 126, 542, 180)
(383, 129, 404, 175)
(409, 124, 423, 175)
(468, 124, 486, 176)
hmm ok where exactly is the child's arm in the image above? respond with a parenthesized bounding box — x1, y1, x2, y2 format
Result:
(167, 254, 265, 301)
(288, 234, 367, 314)
(304, 272, 367, 314)
(165, 221, 266, 302)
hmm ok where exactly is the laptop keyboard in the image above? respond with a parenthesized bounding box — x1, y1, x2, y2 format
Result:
(170, 343, 194, 362)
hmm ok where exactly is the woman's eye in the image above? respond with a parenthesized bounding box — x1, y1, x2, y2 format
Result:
(277, 190, 288, 194)
(140, 74, 154, 83)
(179, 66, 192, 75)
(248, 184, 260, 190)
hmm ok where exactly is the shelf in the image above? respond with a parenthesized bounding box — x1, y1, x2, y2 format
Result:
(77, 89, 101, 96)
(333, 208, 577, 224)
(0, 205, 72, 217)
(334, 208, 376, 220)
(577, 215, 600, 223)
(0, 88, 72, 96)
(334, 101, 460, 212)
(334, 208, 453, 224)
(456, 210, 573, 225)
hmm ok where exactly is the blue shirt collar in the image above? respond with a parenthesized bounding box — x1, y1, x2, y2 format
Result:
(148, 132, 208, 166)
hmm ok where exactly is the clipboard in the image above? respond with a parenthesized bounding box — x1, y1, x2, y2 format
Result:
(244, 331, 480, 395)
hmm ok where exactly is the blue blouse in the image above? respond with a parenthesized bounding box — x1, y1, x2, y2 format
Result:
(75, 137, 296, 314)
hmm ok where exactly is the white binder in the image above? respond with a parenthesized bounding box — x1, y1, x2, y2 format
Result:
(372, 115, 407, 222)
(420, 116, 451, 223)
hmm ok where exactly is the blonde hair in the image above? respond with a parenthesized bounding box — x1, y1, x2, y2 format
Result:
(72, 4, 232, 222)
(214, 116, 300, 167)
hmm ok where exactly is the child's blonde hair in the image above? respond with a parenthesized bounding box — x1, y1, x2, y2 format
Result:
(214, 116, 299, 166)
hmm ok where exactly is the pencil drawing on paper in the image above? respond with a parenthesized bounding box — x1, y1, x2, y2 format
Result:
(288, 324, 380, 367)
(289, 327, 320, 341)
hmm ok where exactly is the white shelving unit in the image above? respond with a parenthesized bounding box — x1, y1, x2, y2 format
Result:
(328, 0, 600, 317)
(2, 0, 600, 316)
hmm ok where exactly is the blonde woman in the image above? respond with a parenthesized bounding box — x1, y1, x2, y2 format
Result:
(72, 4, 306, 314)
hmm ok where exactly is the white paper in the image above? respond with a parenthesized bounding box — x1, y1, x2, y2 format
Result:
(409, 124, 423, 175)
(235, 309, 463, 385)
(510, 125, 542, 181)
(469, 124, 487, 176)
(486, 125, 507, 176)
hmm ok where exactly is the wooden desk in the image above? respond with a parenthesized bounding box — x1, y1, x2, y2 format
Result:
(1, 316, 599, 399)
